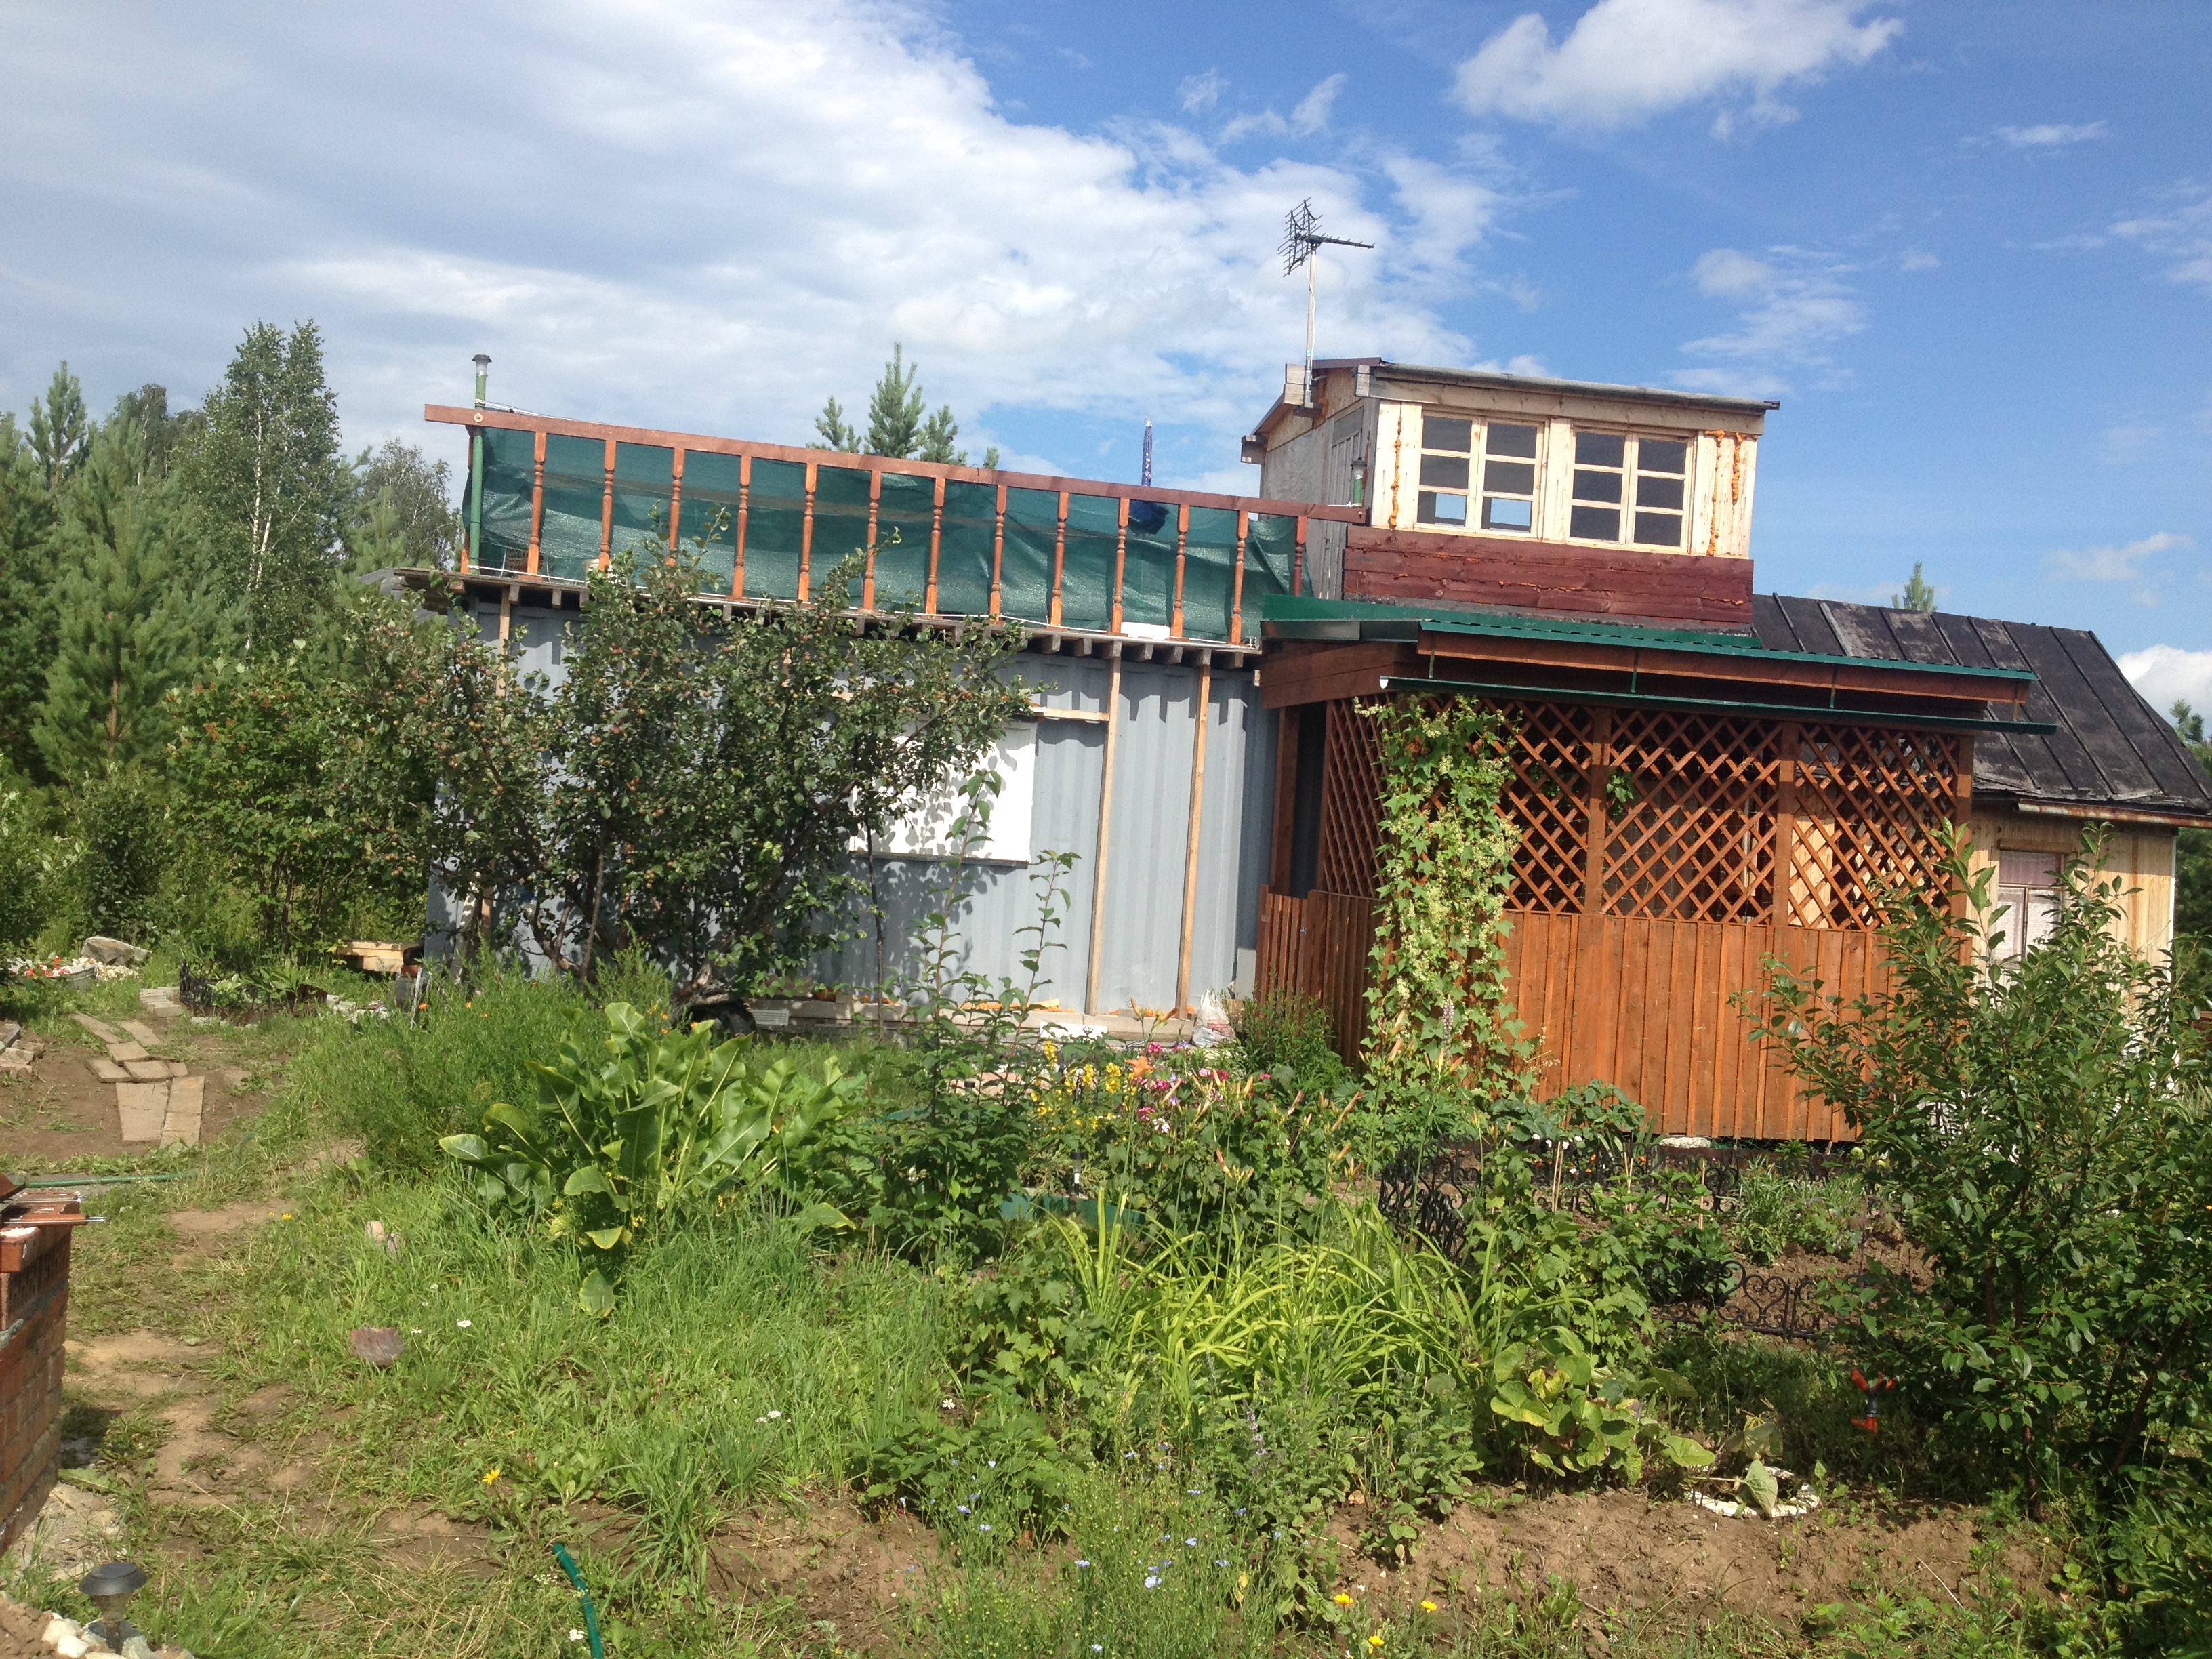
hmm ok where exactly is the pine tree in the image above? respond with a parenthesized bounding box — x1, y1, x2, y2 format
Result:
(28, 363, 90, 493)
(1891, 562, 1937, 612)
(33, 421, 221, 779)
(178, 320, 347, 651)
(863, 345, 925, 457)
(0, 415, 60, 777)
(813, 396, 859, 452)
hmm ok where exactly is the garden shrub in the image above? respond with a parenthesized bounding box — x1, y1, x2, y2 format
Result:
(1748, 828, 2212, 1507)
(71, 764, 165, 941)
(1229, 987, 1347, 1094)
(0, 760, 53, 953)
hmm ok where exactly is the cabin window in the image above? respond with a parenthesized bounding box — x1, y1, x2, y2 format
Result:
(1415, 415, 1539, 533)
(1993, 849, 2061, 960)
(1570, 431, 1688, 549)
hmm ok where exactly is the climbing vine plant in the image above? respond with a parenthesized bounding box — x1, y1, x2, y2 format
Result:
(1358, 695, 1535, 1153)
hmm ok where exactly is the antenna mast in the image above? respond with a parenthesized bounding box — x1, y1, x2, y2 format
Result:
(1141, 419, 1153, 487)
(1280, 199, 1373, 407)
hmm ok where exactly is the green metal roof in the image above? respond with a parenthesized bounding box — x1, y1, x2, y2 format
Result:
(1261, 594, 2036, 683)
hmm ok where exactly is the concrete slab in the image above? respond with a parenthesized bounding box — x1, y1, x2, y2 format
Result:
(87, 1058, 131, 1083)
(139, 987, 182, 1018)
(123, 1060, 172, 1082)
(117, 1020, 163, 1048)
(160, 1076, 204, 1147)
(70, 1014, 124, 1045)
(104, 1041, 150, 1064)
(116, 1082, 169, 1142)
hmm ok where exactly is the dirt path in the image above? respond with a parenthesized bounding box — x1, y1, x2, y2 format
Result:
(0, 1015, 272, 1163)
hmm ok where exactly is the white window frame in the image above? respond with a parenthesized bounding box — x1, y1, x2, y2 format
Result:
(1564, 428, 1692, 552)
(1410, 409, 1544, 537)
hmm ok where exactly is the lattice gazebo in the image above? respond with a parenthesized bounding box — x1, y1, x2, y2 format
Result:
(1253, 598, 2049, 1140)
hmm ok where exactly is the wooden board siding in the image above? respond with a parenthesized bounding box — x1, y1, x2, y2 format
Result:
(1343, 525, 1755, 630)
(1255, 893, 1882, 1141)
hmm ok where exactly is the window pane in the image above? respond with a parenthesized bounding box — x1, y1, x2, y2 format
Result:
(1482, 459, 1535, 494)
(1486, 422, 1539, 459)
(1422, 416, 1473, 453)
(1418, 453, 1471, 489)
(1997, 851, 2061, 888)
(1571, 504, 1620, 541)
(1416, 490, 1468, 525)
(1481, 497, 1533, 532)
(1633, 510, 1683, 546)
(1639, 438, 1687, 474)
(1572, 468, 1622, 504)
(1635, 475, 1684, 510)
(1576, 430, 1625, 467)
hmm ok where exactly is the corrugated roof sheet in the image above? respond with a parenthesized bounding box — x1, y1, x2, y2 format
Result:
(1757, 596, 2212, 820)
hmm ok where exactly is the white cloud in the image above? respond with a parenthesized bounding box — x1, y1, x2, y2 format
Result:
(2110, 185, 2212, 294)
(1178, 70, 1226, 113)
(1677, 245, 1866, 388)
(1291, 74, 1348, 136)
(2119, 644, 2212, 717)
(1994, 121, 2107, 149)
(0, 0, 1493, 481)
(1452, 0, 1901, 133)
(2045, 531, 2190, 582)
(1898, 248, 1940, 271)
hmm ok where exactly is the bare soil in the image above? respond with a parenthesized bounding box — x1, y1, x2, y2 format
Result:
(0, 1010, 270, 1162)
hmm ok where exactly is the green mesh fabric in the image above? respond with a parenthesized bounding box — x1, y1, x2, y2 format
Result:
(1061, 494, 1117, 631)
(540, 434, 605, 581)
(677, 451, 742, 594)
(610, 443, 674, 564)
(1120, 499, 1174, 630)
(743, 458, 806, 600)
(873, 472, 934, 608)
(476, 428, 535, 572)
(937, 480, 996, 615)
(1244, 514, 1299, 640)
(1183, 505, 1239, 640)
(812, 464, 874, 602)
(1000, 487, 1057, 623)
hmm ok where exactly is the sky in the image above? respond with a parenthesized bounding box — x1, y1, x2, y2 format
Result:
(3, 1, 2208, 699)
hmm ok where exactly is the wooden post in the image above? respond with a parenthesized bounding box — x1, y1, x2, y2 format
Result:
(863, 469, 882, 611)
(1583, 705, 1613, 916)
(1292, 516, 1308, 596)
(1950, 733, 1976, 924)
(1171, 503, 1189, 638)
(732, 454, 750, 598)
(527, 429, 546, 576)
(1085, 649, 1124, 1015)
(990, 483, 1006, 617)
(800, 460, 817, 602)
(1230, 512, 1248, 645)
(1050, 491, 1069, 627)
(1269, 699, 1300, 890)
(1111, 497, 1129, 633)
(598, 438, 615, 569)
(1175, 657, 1214, 1010)
(498, 584, 513, 649)
(668, 447, 686, 554)
(927, 474, 945, 615)
(1770, 722, 1800, 926)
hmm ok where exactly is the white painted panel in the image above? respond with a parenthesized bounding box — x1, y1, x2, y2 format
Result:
(857, 723, 1038, 863)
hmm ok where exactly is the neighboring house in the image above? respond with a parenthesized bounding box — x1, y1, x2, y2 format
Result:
(405, 360, 2210, 1134)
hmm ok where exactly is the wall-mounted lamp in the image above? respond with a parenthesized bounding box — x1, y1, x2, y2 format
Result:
(1349, 457, 1367, 509)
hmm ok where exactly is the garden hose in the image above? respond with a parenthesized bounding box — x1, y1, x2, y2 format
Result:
(552, 1544, 606, 1659)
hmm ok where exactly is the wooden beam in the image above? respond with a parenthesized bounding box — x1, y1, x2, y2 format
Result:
(1111, 497, 1128, 634)
(800, 459, 817, 602)
(990, 483, 1006, 618)
(1086, 650, 1124, 1015)
(1584, 705, 1611, 916)
(926, 474, 945, 615)
(1292, 516, 1307, 596)
(668, 447, 686, 554)
(1172, 501, 1189, 638)
(1176, 659, 1213, 1011)
(598, 438, 615, 569)
(1258, 641, 1416, 710)
(1269, 703, 1301, 890)
(1348, 524, 1754, 629)
(733, 453, 750, 598)
(1770, 722, 1799, 925)
(1051, 491, 1068, 628)
(863, 468, 881, 611)
(1230, 511, 1249, 647)
(527, 428, 546, 576)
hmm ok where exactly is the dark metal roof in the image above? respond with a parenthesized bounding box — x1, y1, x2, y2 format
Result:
(1757, 596, 2212, 823)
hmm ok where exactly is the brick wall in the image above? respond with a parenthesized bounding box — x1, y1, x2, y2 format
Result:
(0, 1199, 75, 1557)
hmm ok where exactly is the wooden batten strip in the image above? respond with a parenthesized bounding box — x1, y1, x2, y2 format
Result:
(1084, 651, 1123, 1014)
(1174, 661, 1213, 1010)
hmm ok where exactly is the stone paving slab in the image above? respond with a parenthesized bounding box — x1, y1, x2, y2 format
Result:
(160, 1076, 204, 1147)
(140, 986, 182, 1017)
(123, 1059, 173, 1082)
(116, 1082, 168, 1142)
(105, 1040, 150, 1063)
(70, 1013, 124, 1045)
(87, 1057, 131, 1083)
(117, 1019, 163, 1048)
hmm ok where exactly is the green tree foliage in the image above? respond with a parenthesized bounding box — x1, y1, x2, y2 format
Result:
(2171, 701, 2212, 942)
(107, 383, 203, 477)
(348, 438, 458, 569)
(0, 414, 61, 778)
(1357, 696, 1534, 1153)
(815, 345, 1000, 466)
(70, 765, 167, 943)
(28, 363, 90, 492)
(503, 546, 1026, 993)
(33, 419, 222, 778)
(180, 320, 348, 651)
(1746, 829, 2212, 1504)
(1891, 562, 1937, 612)
(0, 761, 53, 952)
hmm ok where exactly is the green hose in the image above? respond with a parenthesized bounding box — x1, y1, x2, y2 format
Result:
(552, 1544, 606, 1659)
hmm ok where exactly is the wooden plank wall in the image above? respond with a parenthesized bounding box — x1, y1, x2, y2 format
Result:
(1342, 524, 1756, 630)
(1255, 893, 1886, 1141)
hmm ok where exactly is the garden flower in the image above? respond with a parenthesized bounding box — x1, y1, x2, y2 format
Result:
(1144, 1575, 1162, 1590)
(1075, 1559, 1091, 1568)
(1369, 1637, 1384, 1650)
(1420, 1601, 1438, 1614)
(1333, 1594, 1353, 1606)
(456, 1319, 472, 1328)
(482, 1468, 500, 1485)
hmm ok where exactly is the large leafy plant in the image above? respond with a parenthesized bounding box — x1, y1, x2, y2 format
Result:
(441, 1002, 865, 1310)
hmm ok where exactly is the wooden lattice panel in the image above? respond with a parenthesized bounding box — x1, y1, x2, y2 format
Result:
(1493, 701, 1592, 915)
(1315, 698, 1384, 897)
(1784, 724, 1959, 930)
(1602, 710, 1779, 924)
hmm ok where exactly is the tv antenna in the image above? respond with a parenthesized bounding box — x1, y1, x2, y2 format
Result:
(1281, 199, 1372, 406)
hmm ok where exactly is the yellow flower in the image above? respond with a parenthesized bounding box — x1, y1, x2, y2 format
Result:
(280, 1213, 293, 1221)
(1420, 1601, 1438, 1614)
(1369, 1638, 1385, 1651)
(1332, 1593, 1353, 1606)
(482, 1467, 501, 1485)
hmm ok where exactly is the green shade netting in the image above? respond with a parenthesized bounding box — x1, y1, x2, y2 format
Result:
(611, 443, 673, 562)
(938, 480, 996, 616)
(476, 428, 535, 573)
(1183, 505, 1240, 640)
(541, 434, 606, 581)
(1120, 499, 1173, 630)
(872, 472, 934, 608)
(814, 464, 873, 601)
(1000, 487, 1057, 623)
(1244, 515, 1298, 641)
(744, 458, 806, 600)
(1061, 494, 1117, 632)
(676, 451, 742, 593)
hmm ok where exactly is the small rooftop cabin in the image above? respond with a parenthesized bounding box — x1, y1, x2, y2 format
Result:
(1240, 362, 2212, 1141)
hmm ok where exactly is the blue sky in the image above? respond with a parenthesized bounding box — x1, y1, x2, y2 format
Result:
(3, 1, 2207, 695)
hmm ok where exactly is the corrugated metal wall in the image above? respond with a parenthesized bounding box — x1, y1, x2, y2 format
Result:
(459, 598, 1279, 1012)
